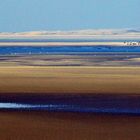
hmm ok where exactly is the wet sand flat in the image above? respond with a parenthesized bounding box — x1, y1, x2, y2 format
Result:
(0, 111, 140, 140)
(0, 66, 140, 94)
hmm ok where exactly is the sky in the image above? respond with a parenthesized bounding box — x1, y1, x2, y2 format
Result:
(0, 0, 140, 32)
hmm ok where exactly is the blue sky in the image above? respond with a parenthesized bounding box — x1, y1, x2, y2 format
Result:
(0, 0, 140, 32)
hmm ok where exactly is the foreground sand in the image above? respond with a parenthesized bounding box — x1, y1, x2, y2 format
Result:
(0, 66, 140, 94)
(1, 66, 140, 140)
(0, 111, 140, 140)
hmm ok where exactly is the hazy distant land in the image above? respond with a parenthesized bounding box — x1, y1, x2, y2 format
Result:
(0, 29, 140, 39)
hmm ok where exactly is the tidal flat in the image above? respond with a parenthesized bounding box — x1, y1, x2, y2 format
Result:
(1, 42, 140, 139)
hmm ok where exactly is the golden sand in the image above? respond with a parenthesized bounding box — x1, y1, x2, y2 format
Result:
(0, 66, 140, 94)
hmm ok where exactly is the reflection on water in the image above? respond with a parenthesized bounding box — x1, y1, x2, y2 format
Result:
(1, 94, 140, 114)
(0, 103, 69, 110)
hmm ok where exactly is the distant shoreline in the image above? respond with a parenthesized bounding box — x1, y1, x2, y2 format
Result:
(0, 42, 140, 47)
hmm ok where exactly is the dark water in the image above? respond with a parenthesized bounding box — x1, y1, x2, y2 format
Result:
(0, 46, 140, 55)
(0, 94, 140, 115)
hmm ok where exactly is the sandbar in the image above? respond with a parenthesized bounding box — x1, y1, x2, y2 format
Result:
(0, 42, 133, 47)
